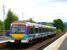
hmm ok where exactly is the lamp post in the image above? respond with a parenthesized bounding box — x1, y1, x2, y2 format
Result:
(3, 5, 5, 36)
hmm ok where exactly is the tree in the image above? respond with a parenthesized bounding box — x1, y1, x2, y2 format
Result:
(53, 19, 64, 32)
(27, 18, 36, 23)
(0, 20, 3, 32)
(4, 9, 18, 30)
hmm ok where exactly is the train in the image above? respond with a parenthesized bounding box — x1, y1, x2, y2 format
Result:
(6, 21, 56, 44)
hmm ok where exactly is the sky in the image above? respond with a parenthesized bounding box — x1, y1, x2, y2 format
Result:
(0, 0, 67, 22)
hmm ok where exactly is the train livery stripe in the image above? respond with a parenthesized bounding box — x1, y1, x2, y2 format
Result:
(11, 34, 25, 39)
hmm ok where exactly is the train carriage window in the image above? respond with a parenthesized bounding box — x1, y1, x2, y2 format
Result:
(40, 27, 43, 33)
(47, 28, 49, 32)
(46, 28, 54, 32)
(48, 28, 50, 32)
(41, 27, 43, 33)
(44, 28, 46, 32)
(40, 27, 42, 33)
(48, 28, 51, 32)
(29, 28, 33, 34)
(44, 28, 49, 32)
(33, 26, 35, 33)
(29, 26, 35, 34)
(43, 28, 44, 32)
(35, 28, 38, 33)
(39, 27, 42, 33)
(50, 29, 54, 32)
(29, 26, 55, 34)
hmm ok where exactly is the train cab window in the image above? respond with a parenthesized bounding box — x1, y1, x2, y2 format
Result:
(11, 26, 25, 33)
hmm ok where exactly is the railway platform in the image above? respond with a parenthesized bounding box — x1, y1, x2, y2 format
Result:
(43, 33, 67, 50)
(58, 37, 67, 50)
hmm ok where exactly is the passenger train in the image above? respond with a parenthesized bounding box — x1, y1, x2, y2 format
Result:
(6, 21, 56, 43)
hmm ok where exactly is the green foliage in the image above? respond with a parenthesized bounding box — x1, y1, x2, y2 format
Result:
(4, 9, 18, 30)
(64, 22, 67, 32)
(53, 19, 64, 32)
(0, 20, 3, 32)
(55, 29, 62, 34)
(27, 18, 36, 23)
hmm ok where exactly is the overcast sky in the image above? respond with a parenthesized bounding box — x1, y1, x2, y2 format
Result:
(0, 0, 67, 22)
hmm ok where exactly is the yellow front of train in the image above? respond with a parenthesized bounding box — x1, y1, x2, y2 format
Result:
(11, 33, 25, 39)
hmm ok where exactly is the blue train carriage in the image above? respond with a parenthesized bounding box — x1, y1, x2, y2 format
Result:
(7, 21, 56, 43)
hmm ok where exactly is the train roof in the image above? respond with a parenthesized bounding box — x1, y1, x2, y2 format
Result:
(26, 22, 56, 29)
(11, 21, 56, 29)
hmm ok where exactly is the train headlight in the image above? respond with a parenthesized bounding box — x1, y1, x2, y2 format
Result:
(9, 40, 15, 42)
(21, 39, 29, 43)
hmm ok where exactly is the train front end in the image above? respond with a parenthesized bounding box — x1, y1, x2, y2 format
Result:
(9, 22, 30, 43)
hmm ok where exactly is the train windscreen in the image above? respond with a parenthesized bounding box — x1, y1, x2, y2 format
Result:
(11, 25, 25, 33)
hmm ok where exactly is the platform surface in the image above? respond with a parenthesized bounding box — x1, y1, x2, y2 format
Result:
(43, 33, 67, 50)
(58, 37, 67, 50)
(0, 36, 9, 43)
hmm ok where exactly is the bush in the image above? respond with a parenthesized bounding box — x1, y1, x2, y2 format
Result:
(55, 29, 62, 34)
